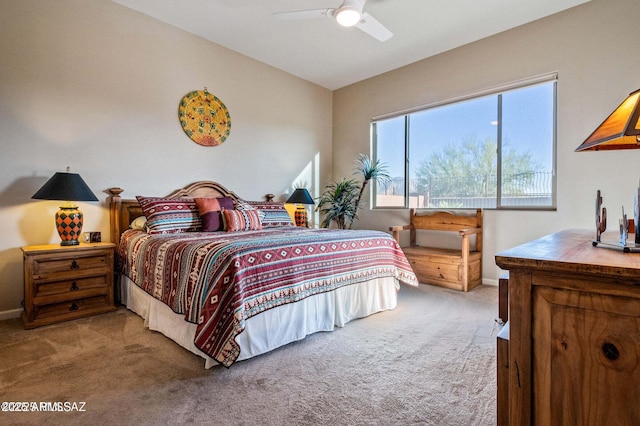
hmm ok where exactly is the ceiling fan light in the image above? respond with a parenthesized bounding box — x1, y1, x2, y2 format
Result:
(335, 7, 361, 27)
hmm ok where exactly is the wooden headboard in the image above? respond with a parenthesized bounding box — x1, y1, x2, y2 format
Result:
(107, 181, 245, 246)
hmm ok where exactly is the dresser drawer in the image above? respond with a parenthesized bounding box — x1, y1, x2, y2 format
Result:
(31, 252, 111, 279)
(22, 243, 116, 329)
(34, 275, 109, 299)
(33, 295, 113, 321)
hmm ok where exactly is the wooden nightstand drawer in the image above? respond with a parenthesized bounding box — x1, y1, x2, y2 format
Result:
(33, 295, 112, 321)
(31, 252, 110, 279)
(22, 243, 116, 329)
(34, 275, 109, 299)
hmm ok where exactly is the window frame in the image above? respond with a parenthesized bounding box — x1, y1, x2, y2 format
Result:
(371, 73, 558, 211)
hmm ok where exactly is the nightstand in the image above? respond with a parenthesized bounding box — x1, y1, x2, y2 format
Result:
(21, 242, 117, 329)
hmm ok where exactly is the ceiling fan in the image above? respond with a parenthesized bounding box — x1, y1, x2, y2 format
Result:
(273, 0, 393, 42)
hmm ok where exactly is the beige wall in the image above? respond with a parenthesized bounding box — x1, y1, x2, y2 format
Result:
(0, 0, 332, 315)
(1, 0, 637, 316)
(333, 0, 640, 284)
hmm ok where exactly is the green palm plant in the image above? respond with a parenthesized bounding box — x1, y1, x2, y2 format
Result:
(316, 178, 360, 229)
(317, 154, 391, 229)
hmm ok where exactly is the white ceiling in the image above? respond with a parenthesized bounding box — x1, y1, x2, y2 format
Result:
(111, 0, 591, 90)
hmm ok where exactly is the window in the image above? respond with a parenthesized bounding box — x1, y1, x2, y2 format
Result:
(372, 76, 556, 210)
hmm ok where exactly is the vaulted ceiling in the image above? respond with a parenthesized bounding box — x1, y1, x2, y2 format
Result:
(112, 0, 591, 90)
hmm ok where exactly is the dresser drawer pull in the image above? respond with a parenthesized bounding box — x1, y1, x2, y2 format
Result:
(602, 342, 619, 361)
(69, 302, 79, 311)
(70, 260, 79, 270)
(70, 281, 80, 291)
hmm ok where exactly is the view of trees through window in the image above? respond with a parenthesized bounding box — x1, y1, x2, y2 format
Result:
(372, 79, 556, 209)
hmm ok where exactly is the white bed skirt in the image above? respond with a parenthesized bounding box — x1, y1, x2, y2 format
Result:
(119, 276, 399, 368)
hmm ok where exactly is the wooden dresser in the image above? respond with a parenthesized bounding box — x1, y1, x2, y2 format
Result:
(22, 242, 116, 329)
(495, 229, 640, 425)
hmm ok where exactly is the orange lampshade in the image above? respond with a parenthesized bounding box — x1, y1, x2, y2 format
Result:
(575, 89, 640, 151)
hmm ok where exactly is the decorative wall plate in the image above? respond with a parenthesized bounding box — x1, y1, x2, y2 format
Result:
(178, 89, 231, 146)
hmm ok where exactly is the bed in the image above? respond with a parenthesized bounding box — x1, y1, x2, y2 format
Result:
(108, 181, 418, 367)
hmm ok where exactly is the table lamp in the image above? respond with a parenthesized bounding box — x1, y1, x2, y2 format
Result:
(32, 167, 99, 246)
(575, 88, 640, 151)
(286, 188, 315, 227)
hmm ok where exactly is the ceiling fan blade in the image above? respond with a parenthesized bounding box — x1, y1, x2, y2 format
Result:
(355, 12, 393, 41)
(273, 8, 333, 21)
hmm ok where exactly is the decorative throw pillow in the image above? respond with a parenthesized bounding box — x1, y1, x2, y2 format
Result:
(235, 200, 266, 222)
(136, 196, 201, 234)
(130, 215, 147, 231)
(194, 197, 234, 231)
(222, 209, 262, 232)
(234, 200, 255, 211)
(245, 201, 295, 228)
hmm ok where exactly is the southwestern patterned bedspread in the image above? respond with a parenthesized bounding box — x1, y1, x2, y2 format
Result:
(117, 227, 418, 366)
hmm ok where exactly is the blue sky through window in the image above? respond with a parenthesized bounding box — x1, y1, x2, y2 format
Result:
(374, 81, 555, 208)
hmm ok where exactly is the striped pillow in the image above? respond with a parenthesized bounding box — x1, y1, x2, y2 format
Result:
(245, 201, 294, 228)
(136, 196, 201, 234)
(223, 209, 262, 232)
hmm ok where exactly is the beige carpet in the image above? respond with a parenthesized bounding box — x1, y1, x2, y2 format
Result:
(0, 283, 498, 425)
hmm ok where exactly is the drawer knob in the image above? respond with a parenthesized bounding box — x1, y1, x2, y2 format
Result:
(70, 260, 79, 270)
(69, 302, 79, 311)
(70, 281, 79, 291)
(602, 342, 619, 361)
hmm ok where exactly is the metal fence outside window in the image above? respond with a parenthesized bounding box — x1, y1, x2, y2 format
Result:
(378, 171, 553, 208)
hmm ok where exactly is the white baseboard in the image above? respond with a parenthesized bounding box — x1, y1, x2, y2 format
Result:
(482, 278, 499, 286)
(0, 308, 22, 321)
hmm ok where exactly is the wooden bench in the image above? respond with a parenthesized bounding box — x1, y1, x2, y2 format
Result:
(389, 209, 483, 292)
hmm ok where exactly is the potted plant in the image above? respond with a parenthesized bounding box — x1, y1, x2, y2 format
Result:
(317, 154, 390, 229)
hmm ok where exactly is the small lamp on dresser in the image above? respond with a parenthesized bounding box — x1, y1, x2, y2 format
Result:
(32, 167, 98, 246)
(286, 188, 315, 227)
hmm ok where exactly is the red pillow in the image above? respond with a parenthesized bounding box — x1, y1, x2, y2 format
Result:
(194, 197, 234, 231)
(222, 209, 262, 232)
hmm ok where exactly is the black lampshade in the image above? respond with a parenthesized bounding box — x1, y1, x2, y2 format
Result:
(32, 171, 98, 202)
(286, 188, 315, 205)
(32, 170, 98, 246)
